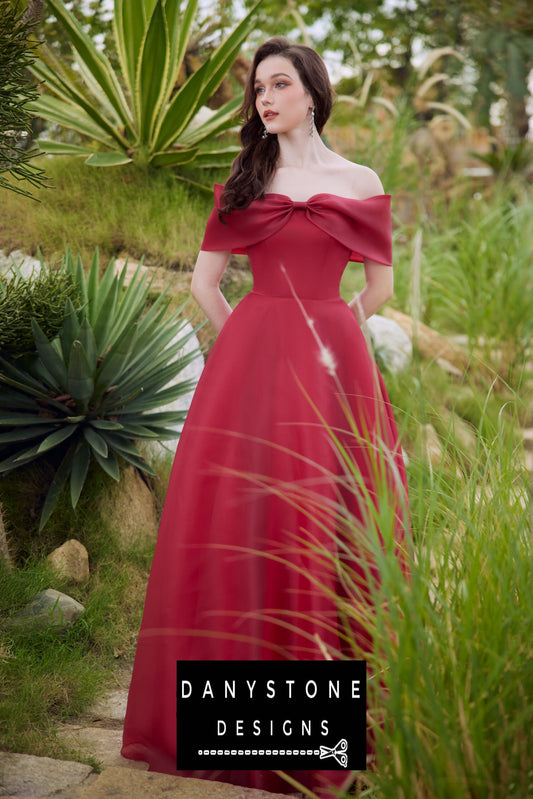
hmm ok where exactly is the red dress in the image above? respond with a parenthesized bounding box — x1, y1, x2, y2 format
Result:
(121, 185, 409, 796)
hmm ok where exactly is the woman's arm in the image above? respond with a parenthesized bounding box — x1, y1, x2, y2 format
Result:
(346, 166, 393, 322)
(190, 249, 232, 334)
(348, 260, 394, 324)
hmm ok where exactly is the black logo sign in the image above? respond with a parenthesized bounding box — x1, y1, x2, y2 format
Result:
(176, 660, 366, 770)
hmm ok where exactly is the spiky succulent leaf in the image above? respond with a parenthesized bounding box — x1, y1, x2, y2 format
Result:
(70, 441, 91, 508)
(0, 250, 203, 529)
(27, 0, 264, 178)
(39, 444, 77, 530)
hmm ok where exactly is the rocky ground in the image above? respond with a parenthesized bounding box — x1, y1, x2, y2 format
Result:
(0, 665, 295, 799)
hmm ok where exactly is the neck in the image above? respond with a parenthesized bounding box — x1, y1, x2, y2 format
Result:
(275, 126, 327, 169)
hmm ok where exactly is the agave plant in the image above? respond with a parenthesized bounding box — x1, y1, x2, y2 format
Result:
(27, 0, 262, 170)
(337, 46, 471, 130)
(0, 249, 202, 529)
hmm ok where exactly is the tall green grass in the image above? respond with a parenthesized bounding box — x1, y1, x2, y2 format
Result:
(391, 187, 533, 389)
(219, 349, 531, 798)
(364, 395, 532, 798)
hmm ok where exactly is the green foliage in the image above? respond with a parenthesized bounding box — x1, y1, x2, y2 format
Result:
(27, 0, 263, 174)
(471, 140, 533, 176)
(414, 194, 533, 386)
(0, 507, 153, 757)
(330, 99, 418, 197)
(0, 249, 202, 530)
(0, 263, 80, 359)
(0, 155, 217, 269)
(0, 0, 48, 198)
(245, 0, 532, 142)
(366, 401, 533, 797)
(239, 366, 531, 798)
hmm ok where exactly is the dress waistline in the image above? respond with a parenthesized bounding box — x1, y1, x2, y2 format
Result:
(249, 290, 344, 303)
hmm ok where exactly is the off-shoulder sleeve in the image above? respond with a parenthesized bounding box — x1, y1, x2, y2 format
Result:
(200, 184, 316, 254)
(201, 185, 245, 254)
(308, 193, 393, 265)
(200, 184, 393, 265)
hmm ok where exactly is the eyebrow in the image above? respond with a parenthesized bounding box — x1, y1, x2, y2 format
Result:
(254, 72, 293, 84)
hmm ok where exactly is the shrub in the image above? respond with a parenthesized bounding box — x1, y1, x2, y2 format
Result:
(0, 262, 80, 359)
(0, 248, 202, 529)
(0, 0, 48, 197)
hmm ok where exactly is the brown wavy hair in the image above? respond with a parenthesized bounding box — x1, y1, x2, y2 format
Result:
(220, 38, 334, 215)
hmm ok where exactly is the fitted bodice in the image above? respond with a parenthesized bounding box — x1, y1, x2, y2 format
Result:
(247, 209, 352, 299)
(201, 184, 393, 301)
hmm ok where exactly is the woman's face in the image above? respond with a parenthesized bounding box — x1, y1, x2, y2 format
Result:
(254, 54, 313, 137)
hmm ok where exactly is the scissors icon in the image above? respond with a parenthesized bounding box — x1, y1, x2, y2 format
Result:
(319, 738, 348, 767)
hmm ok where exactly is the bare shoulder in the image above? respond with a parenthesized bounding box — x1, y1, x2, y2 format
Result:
(346, 162, 385, 199)
(324, 151, 384, 199)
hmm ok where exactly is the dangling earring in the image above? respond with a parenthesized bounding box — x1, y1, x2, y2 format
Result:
(261, 126, 268, 139)
(310, 108, 315, 137)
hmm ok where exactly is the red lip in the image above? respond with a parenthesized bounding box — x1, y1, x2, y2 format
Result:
(263, 111, 278, 120)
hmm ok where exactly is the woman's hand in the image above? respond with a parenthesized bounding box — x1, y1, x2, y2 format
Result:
(348, 260, 394, 323)
(191, 249, 232, 334)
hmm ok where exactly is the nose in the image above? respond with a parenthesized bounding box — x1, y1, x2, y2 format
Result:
(260, 88, 273, 104)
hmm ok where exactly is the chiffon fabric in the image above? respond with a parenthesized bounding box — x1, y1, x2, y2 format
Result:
(121, 184, 409, 797)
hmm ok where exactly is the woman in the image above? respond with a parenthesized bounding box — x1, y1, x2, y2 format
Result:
(122, 37, 408, 797)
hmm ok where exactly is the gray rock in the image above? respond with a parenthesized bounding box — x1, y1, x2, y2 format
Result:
(0, 751, 94, 797)
(47, 539, 90, 583)
(367, 314, 412, 373)
(78, 766, 292, 799)
(383, 307, 469, 372)
(87, 688, 128, 723)
(56, 688, 142, 771)
(101, 466, 158, 548)
(440, 409, 477, 456)
(0, 248, 41, 280)
(56, 725, 136, 771)
(144, 322, 204, 459)
(418, 423, 444, 469)
(2, 588, 85, 633)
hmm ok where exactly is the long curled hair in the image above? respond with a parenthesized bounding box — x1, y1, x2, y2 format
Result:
(220, 38, 334, 215)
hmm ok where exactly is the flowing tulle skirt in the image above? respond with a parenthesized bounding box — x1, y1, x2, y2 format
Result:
(122, 292, 408, 796)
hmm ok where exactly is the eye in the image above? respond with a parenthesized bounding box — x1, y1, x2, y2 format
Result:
(275, 81, 289, 89)
(255, 86, 265, 95)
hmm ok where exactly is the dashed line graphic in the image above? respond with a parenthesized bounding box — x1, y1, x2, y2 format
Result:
(198, 738, 348, 767)
(199, 749, 320, 756)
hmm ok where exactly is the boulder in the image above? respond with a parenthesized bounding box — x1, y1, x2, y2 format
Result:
(367, 314, 412, 373)
(0, 248, 41, 280)
(2, 588, 85, 633)
(383, 307, 469, 372)
(102, 466, 158, 547)
(0, 752, 94, 798)
(418, 423, 444, 469)
(78, 766, 293, 799)
(144, 322, 204, 460)
(47, 539, 90, 583)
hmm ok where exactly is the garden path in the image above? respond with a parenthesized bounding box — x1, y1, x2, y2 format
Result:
(1, 666, 297, 798)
